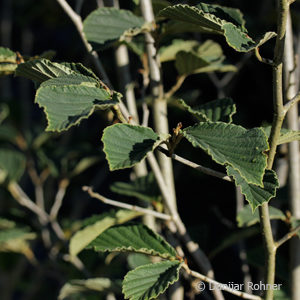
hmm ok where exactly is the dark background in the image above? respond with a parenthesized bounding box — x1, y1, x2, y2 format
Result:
(1, 0, 300, 299)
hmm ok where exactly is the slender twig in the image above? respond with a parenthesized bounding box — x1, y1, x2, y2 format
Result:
(275, 224, 300, 248)
(258, 2, 290, 300)
(283, 92, 300, 113)
(8, 181, 49, 223)
(183, 265, 262, 300)
(7, 181, 66, 241)
(55, 0, 111, 86)
(50, 178, 69, 220)
(112, 104, 128, 123)
(27, 162, 52, 247)
(147, 152, 224, 300)
(254, 47, 274, 66)
(82, 186, 172, 220)
(157, 146, 233, 182)
(165, 75, 187, 99)
(140, 0, 177, 212)
(284, 11, 300, 300)
(142, 102, 150, 127)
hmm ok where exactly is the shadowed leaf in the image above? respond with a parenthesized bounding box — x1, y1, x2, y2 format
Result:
(123, 261, 182, 300)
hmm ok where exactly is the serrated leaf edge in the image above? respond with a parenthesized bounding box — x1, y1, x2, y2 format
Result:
(102, 124, 169, 171)
(230, 168, 279, 212)
(89, 244, 177, 260)
(122, 261, 183, 300)
(183, 122, 268, 187)
(34, 84, 114, 132)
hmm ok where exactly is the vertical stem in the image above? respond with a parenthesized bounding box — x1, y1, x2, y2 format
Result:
(284, 12, 300, 300)
(111, 0, 154, 229)
(140, 0, 177, 210)
(259, 1, 289, 299)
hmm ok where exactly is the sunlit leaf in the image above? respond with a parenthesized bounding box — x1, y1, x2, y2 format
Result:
(0, 47, 18, 75)
(179, 98, 236, 123)
(70, 210, 142, 257)
(0, 227, 36, 262)
(159, 39, 199, 62)
(83, 8, 147, 50)
(16, 58, 78, 83)
(183, 122, 268, 186)
(35, 74, 118, 132)
(59, 278, 121, 300)
(87, 223, 177, 260)
(159, 4, 276, 52)
(174, 40, 236, 75)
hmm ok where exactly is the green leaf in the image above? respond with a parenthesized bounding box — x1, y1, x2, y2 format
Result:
(194, 3, 246, 30)
(237, 204, 286, 227)
(127, 253, 152, 269)
(152, 0, 170, 16)
(159, 39, 199, 62)
(60, 62, 100, 82)
(83, 8, 147, 50)
(0, 227, 36, 261)
(58, 278, 120, 300)
(159, 4, 276, 52)
(87, 223, 177, 260)
(0, 227, 31, 243)
(0, 149, 26, 182)
(110, 172, 161, 203)
(123, 260, 182, 300)
(0, 218, 16, 230)
(174, 40, 237, 75)
(227, 167, 279, 211)
(273, 289, 291, 300)
(39, 73, 99, 87)
(70, 210, 142, 257)
(35, 74, 118, 132)
(183, 122, 268, 186)
(0, 47, 18, 75)
(16, 58, 78, 83)
(262, 125, 300, 145)
(102, 124, 169, 171)
(179, 98, 236, 123)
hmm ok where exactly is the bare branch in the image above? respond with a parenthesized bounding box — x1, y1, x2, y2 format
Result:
(50, 178, 69, 220)
(275, 224, 300, 248)
(157, 146, 233, 182)
(142, 102, 150, 127)
(283, 92, 300, 114)
(8, 182, 49, 223)
(165, 75, 187, 99)
(55, 0, 111, 86)
(183, 264, 262, 300)
(82, 186, 172, 220)
(146, 152, 225, 300)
